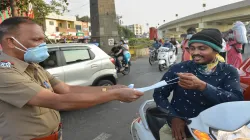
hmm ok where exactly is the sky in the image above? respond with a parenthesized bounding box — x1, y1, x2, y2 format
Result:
(65, 0, 243, 30)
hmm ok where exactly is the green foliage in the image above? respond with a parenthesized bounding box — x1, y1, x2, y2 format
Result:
(0, 0, 69, 25)
(128, 38, 153, 49)
(76, 15, 90, 22)
(118, 25, 135, 39)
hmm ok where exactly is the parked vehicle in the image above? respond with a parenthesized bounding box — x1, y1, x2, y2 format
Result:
(131, 100, 250, 140)
(149, 48, 158, 65)
(157, 46, 177, 71)
(39, 43, 117, 86)
(239, 57, 250, 100)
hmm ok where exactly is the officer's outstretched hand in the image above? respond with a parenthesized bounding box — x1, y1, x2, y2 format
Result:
(112, 88, 144, 103)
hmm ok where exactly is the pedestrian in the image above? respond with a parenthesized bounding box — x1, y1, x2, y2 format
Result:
(170, 38, 179, 55)
(181, 27, 197, 61)
(0, 17, 144, 140)
(83, 38, 88, 43)
(154, 28, 243, 140)
(225, 29, 243, 69)
(92, 38, 99, 47)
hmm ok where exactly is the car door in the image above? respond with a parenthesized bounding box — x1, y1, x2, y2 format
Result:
(39, 48, 65, 82)
(60, 46, 101, 86)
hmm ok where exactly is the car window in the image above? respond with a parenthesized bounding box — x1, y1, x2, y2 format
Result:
(63, 49, 90, 64)
(39, 51, 59, 69)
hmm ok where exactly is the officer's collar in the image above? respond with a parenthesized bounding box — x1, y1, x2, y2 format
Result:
(0, 52, 29, 72)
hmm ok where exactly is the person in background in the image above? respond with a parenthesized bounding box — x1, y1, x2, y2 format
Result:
(159, 39, 163, 46)
(64, 37, 67, 43)
(83, 38, 89, 43)
(170, 38, 179, 55)
(92, 38, 99, 47)
(163, 38, 174, 49)
(153, 38, 162, 49)
(154, 28, 243, 140)
(111, 41, 124, 71)
(181, 27, 197, 62)
(225, 29, 243, 69)
(120, 40, 131, 67)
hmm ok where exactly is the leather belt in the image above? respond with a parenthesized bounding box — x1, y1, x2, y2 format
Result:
(31, 123, 62, 140)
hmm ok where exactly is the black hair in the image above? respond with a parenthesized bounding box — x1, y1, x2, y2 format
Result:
(0, 17, 36, 42)
(187, 27, 197, 34)
(120, 40, 125, 44)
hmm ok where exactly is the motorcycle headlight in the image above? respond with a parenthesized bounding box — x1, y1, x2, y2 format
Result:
(192, 129, 212, 140)
(210, 125, 250, 140)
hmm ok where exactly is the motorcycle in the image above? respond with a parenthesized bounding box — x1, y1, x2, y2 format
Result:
(130, 100, 250, 140)
(149, 48, 158, 65)
(157, 46, 177, 71)
(110, 54, 131, 75)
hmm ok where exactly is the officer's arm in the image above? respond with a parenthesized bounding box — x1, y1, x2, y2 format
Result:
(0, 70, 141, 110)
(45, 70, 112, 95)
(51, 82, 117, 95)
(27, 88, 119, 110)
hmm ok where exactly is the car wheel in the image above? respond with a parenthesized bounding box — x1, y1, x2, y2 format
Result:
(97, 80, 114, 86)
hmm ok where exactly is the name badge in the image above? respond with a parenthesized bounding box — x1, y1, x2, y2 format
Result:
(0, 60, 13, 68)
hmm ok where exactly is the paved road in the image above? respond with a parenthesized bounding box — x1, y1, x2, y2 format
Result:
(60, 53, 181, 140)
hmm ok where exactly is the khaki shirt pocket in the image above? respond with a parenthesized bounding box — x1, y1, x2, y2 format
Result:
(30, 106, 50, 116)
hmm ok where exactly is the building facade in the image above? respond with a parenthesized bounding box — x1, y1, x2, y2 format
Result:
(44, 13, 91, 40)
(126, 24, 144, 36)
(44, 13, 77, 39)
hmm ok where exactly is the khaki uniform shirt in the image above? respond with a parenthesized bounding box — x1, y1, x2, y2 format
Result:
(0, 52, 61, 140)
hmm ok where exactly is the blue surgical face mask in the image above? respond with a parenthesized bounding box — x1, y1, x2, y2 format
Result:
(11, 37, 49, 63)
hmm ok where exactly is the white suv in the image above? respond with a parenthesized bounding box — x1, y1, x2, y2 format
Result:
(39, 43, 117, 86)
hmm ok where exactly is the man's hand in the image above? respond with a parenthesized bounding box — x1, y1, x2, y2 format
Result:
(111, 88, 144, 102)
(177, 73, 207, 91)
(171, 118, 187, 140)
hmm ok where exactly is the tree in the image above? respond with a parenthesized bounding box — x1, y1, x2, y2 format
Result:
(76, 15, 90, 22)
(118, 25, 135, 39)
(0, 0, 69, 25)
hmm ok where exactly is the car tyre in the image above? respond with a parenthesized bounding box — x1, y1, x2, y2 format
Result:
(97, 80, 114, 86)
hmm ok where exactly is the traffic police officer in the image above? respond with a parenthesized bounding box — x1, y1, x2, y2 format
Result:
(0, 17, 143, 140)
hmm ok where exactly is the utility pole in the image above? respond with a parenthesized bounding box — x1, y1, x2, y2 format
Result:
(10, 0, 18, 16)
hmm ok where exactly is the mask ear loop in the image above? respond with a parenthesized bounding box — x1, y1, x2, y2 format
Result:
(11, 37, 27, 52)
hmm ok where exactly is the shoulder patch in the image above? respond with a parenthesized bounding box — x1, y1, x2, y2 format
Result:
(0, 60, 14, 68)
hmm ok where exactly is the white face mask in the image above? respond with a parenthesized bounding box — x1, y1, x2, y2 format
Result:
(186, 34, 193, 40)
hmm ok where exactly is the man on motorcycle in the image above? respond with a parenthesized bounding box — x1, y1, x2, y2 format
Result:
(152, 38, 162, 59)
(111, 43, 124, 71)
(153, 38, 162, 49)
(153, 28, 243, 140)
(163, 38, 174, 49)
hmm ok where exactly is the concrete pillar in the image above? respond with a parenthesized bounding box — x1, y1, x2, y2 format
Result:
(90, 0, 120, 53)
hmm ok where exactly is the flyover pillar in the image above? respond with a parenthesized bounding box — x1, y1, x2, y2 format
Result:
(90, 0, 120, 53)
